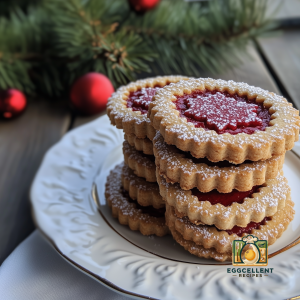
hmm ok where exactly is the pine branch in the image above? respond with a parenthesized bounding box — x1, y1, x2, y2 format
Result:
(0, 0, 278, 99)
(0, 0, 40, 17)
(46, 0, 155, 88)
(123, 0, 277, 75)
(0, 5, 44, 93)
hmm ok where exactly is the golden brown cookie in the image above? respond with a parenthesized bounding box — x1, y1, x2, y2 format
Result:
(168, 223, 232, 262)
(105, 163, 169, 236)
(107, 76, 190, 140)
(153, 131, 285, 192)
(123, 141, 156, 182)
(124, 133, 154, 155)
(166, 201, 294, 253)
(148, 78, 300, 164)
(157, 170, 290, 230)
(121, 163, 165, 209)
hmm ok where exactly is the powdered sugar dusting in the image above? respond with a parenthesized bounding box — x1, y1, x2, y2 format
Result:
(105, 163, 165, 225)
(169, 224, 232, 261)
(168, 197, 294, 253)
(184, 92, 263, 132)
(107, 75, 189, 126)
(123, 141, 155, 169)
(127, 87, 161, 114)
(149, 78, 300, 162)
(154, 131, 282, 179)
(158, 170, 290, 230)
(122, 164, 160, 193)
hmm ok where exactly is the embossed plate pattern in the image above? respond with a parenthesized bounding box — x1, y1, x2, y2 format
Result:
(31, 115, 300, 300)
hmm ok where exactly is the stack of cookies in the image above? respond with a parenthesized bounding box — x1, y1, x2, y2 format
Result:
(106, 76, 300, 262)
(148, 78, 300, 261)
(106, 76, 189, 237)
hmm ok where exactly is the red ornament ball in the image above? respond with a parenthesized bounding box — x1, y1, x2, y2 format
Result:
(0, 89, 27, 119)
(128, 0, 160, 12)
(70, 73, 114, 115)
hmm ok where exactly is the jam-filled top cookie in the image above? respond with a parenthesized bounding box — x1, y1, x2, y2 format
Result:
(176, 90, 271, 134)
(127, 87, 162, 114)
(107, 76, 190, 140)
(148, 78, 300, 163)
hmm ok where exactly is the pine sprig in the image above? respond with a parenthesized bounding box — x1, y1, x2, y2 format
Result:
(123, 0, 277, 75)
(0, 6, 43, 93)
(47, 0, 154, 88)
(0, 0, 277, 99)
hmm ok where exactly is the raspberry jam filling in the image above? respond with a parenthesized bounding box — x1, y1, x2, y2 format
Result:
(183, 214, 271, 237)
(222, 217, 271, 237)
(192, 185, 261, 207)
(176, 90, 271, 134)
(127, 86, 162, 114)
(122, 188, 165, 218)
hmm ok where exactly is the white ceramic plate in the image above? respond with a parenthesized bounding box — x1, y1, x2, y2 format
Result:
(31, 115, 300, 300)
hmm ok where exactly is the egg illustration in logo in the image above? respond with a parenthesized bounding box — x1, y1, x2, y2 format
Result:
(245, 249, 256, 261)
(241, 244, 259, 265)
(232, 235, 268, 266)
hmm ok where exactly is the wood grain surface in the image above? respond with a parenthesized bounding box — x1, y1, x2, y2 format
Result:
(258, 29, 300, 109)
(266, 0, 300, 20)
(0, 101, 70, 264)
(215, 45, 279, 93)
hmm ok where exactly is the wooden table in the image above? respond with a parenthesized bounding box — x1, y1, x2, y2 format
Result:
(0, 27, 299, 265)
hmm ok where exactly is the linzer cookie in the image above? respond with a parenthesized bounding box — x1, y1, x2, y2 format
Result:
(148, 78, 300, 163)
(123, 140, 156, 182)
(166, 201, 294, 254)
(105, 163, 169, 236)
(157, 170, 290, 230)
(107, 76, 189, 140)
(168, 222, 232, 262)
(153, 131, 285, 192)
(124, 133, 154, 155)
(121, 163, 165, 209)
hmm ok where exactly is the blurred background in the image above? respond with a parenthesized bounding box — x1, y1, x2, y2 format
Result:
(0, 0, 300, 265)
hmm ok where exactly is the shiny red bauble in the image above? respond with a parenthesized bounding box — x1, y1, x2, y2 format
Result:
(70, 73, 114, 115)
(128, 0, 160, 12)
(0, 89, 27, 119)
